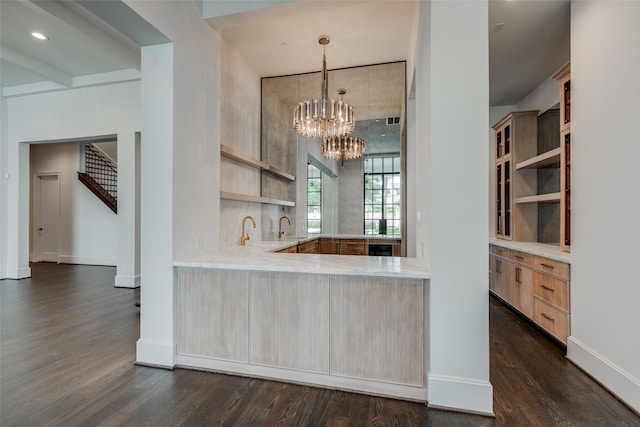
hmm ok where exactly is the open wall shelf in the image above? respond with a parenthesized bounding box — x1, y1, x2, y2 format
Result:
(220, 191, 295, 207)
(516, 147, 561, 170)
(221, 144, 295, 182)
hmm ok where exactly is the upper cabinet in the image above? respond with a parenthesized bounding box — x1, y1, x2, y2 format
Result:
(493, 111, 538, 241)
(553, 63, 571, 252)
(493, 63, 572, 250)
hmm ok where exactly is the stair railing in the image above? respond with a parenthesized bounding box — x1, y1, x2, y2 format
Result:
(83, 143, 117, 200)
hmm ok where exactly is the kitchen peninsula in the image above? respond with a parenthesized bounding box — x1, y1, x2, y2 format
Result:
(174, 240, 430, 402)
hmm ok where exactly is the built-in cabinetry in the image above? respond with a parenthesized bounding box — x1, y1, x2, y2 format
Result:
(176, 267, 427, 401)
(276, 237, 402, 256)
(489, 244, 570, 345)
(494, 111, 538, 240)
(553, 63, 571, 252)
(220, 144, 296, 206)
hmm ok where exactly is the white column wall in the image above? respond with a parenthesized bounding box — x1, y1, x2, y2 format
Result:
(421, 0, 493, 414)
(4, 82, 140, 280)
(568, 0, 640, 412)
(116, 130, 140, 287)
(0, 97, 8, 279)
(125, 0, 221, 368)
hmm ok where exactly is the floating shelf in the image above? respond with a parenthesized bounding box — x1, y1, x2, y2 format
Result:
(516, 192, 561, 204)
(516, 147, 561, 170)
(221, 144, 295, 182)
(220, 191, 295, 207)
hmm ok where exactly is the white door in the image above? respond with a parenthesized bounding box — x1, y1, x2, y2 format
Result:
(34, 174, 60, 262)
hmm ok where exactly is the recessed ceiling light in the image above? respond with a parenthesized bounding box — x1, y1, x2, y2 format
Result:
(32, 32, 49, 40)
(381, 134, 386, 137)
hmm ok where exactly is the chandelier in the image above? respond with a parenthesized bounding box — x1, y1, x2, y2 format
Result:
(293, 35, 355, 139)
(320, 88, 365, 165)
(321, 135, 365, 166)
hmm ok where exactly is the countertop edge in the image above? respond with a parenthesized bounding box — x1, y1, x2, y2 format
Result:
(174, 253, 430, 280)
(489, 239, 571, 263)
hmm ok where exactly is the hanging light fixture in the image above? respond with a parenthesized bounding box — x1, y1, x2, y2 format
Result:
(320, 88, 365, 166)
(321, 135, 365, 166)
(293, 35, 355, 139)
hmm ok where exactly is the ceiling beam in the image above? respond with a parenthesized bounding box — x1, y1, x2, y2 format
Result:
(26, 0, 140, 70)
(0, 45, 73, 87)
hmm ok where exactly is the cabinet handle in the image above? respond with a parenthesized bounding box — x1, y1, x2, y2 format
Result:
(541, 313, 555, 322)
(540, 285, 555, 292)
(515, 267, 521, 284)
(514, 255, 523, 260)
(496, 260, 501, 274)
(540, 263, 554, 269)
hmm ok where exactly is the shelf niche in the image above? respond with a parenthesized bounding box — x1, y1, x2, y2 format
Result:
(516, 109, 561, 245)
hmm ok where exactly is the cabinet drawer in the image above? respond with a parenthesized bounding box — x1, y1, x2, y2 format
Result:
(298, 241, 318, 254)
(533, 272, 569, 311)
(339, 240, 365, 256)
(490, 245, 509, 258)
(510, 250, 534, 267)
(319, 239, 337, 254)
(533, 257, 570, 279)
(533, 297, 569, 343)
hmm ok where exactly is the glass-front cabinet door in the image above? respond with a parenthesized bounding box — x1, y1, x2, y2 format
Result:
(495, 122, 513, 240)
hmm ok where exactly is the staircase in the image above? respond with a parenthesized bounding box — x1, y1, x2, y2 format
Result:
(78, 144, 117, 214)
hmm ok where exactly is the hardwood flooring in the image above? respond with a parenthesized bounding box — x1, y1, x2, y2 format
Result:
(1, 263, 638, 426)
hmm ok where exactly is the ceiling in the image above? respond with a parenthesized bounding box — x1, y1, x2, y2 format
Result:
(0, 0, 570, 106)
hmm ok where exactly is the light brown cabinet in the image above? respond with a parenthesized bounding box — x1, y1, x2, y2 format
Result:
(277, 237, 402, 256)
(493, 111, 538, 241)
(489, 244, 570, 345)
(298, 240, 319, 254)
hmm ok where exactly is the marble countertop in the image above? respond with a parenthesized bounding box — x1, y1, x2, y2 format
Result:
(489, 238, 571, 263)
(174, 238, 429, 279)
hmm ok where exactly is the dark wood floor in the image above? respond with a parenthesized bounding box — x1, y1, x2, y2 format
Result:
(1, 263, 638, 426)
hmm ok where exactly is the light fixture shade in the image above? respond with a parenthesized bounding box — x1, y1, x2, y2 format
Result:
(292, 35, 356, 140)
(321, 135, 365, 166)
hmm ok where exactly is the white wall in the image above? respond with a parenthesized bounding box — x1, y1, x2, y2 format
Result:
(3, 81, 140, 280)
(124, 0, 222, 368)
(419, 0, 492, 414)
(30, 142, 117, 265)
(219, 35, 263, 248)
(568, 0, 640, 412)
(0, 97, 8, 278)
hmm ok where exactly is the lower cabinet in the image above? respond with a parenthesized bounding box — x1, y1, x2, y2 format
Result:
(489, 244, 570, 345)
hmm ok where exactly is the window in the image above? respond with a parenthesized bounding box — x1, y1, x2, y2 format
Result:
(307, 163, 322, 235)
(364, 156, 401, 235)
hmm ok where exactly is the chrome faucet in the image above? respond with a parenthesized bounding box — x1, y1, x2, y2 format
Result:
(278, 215, 291, 239)
(241, 215, 256, 246)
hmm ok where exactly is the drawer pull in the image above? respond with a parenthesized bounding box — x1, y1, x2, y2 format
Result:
(541, 312, 555, 322)
(540, 285, 555, 292)
(514, 255, 523, 260)
(515, 267, 521, 283)
(540, 263, 554, 269)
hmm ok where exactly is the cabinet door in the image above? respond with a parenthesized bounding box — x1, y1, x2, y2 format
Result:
(492, 257, 510, 300)
(510, 264, 533, 318)
(496, 159, 512, 239)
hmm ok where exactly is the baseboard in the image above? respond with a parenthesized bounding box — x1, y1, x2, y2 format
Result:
(58, 255, 116, 266)
(136, 339, 175, 369)
(177, 354, 429, 402)
(115, 274, 140, 288)
(427, 374, 494, 416)
(567, 337, 640, 413)
(5, 266, 32, 279)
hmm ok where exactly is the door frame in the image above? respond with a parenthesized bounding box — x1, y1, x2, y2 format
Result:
(32, 172, 61, 263)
